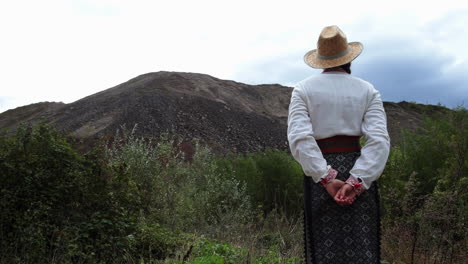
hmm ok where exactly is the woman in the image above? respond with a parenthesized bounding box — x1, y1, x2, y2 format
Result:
(287, 25, 390, 264)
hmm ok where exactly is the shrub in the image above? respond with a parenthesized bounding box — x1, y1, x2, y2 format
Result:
(0, 124, 141, 262)
(103, 128, 254, 235)
(379, 107, 468, 263)
(216, 149, 304, 215)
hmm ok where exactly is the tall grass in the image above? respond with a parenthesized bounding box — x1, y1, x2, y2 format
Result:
(1, 107, 466, 263)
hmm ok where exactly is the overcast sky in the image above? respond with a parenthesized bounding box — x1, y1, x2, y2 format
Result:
(1, 1, 467, 113)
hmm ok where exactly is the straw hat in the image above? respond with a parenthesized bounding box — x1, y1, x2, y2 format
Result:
(304, 25, 363, 69)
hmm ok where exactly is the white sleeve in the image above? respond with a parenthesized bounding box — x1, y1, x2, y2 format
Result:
(287, 85, 330, 183)
(349, 87, 390, 189)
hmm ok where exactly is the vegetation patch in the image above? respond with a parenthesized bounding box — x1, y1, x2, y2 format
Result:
(0, 107, 466, 263)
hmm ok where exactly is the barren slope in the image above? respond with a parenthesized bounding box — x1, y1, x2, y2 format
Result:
(0, 71, 448, 152)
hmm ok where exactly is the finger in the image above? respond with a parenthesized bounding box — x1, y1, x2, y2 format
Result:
(334, 192, 341, 201)
(338, 186, 349, 199)
(336, 188, 345, 200)
(334, 195, 341, 203)
(343, 197, 354, 205)
(339, 194, 354, 205)
(342, 193, 353, 201)
(334, 191, 340, 201)
(338, 196, 349, 206)
(334, 196, 346, 206)
(339, 193, 349, 201)
(342, 189, 355, 200)
(340, 197, 350, 205)
(346, 195, 356, 204)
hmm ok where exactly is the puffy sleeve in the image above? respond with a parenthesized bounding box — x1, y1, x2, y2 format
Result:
(287, 85, 331, 183)
(349, 87, 390, 189)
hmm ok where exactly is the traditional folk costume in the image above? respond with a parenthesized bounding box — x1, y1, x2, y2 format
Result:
(287, 26, 390, 264)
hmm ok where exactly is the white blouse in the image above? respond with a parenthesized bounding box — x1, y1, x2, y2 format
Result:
(287, 72, 390, 189)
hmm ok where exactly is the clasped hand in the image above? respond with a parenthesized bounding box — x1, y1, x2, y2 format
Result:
(324, 179, 357, 206)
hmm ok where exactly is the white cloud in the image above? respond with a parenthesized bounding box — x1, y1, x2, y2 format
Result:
(0, 1, 467, 112)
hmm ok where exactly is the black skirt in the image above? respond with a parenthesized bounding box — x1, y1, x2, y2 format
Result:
(303, 151, 381, 264)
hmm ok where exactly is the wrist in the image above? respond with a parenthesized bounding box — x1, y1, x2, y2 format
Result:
(345, 176, 365, 195)
(321, 168, 338, 187)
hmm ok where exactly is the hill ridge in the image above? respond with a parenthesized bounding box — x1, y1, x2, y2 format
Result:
(0, 71, 449, 152)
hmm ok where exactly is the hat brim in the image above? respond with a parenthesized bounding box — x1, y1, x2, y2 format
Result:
(304, 42, 363, 69)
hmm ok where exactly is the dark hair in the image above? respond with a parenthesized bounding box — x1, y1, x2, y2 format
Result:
(324, 62, 352, 74)
(339, 62, 351, 74)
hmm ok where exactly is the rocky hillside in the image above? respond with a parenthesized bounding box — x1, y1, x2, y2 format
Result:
(0, 71, 448, 152)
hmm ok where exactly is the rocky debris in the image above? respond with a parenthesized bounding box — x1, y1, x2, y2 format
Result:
(0, 102, 65, 130)
(0, 71, 449, 152)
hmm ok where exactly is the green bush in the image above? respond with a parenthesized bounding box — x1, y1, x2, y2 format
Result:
(0, 124, 186, 263)
(379, 107, 468, 263)
(216, 149, 304, 215)
(191, 240, 246, 264)
(104, 128, 254, 234)
(3, 107, 465, 264)
(0, 124, 139, 262)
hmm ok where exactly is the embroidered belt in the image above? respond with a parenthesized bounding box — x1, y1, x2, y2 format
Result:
(316, 135, 361, 153)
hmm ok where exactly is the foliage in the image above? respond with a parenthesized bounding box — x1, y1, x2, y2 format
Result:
(191, 240, 246, 264)
(104, 128, 254, 234)
(253, 249, 301, 264)
(379, 107, 467, 263)
(0, 124, 140, 263)
(216, 149, 304, 215)
(1, 106, 467, 263)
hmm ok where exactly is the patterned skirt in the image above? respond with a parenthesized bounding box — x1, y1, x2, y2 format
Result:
(303, 150, 381, 264)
